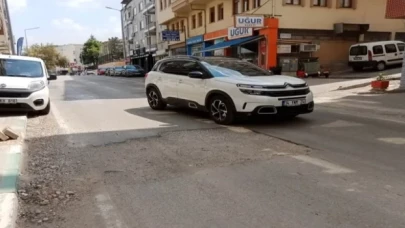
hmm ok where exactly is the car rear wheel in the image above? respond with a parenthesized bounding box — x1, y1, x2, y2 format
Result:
(147, 87, 166, 110)
(376, 61, 386, 71)
(209, 95, 235, 125)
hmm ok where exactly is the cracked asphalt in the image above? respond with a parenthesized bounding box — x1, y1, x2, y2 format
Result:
(16, 75, 405, 228)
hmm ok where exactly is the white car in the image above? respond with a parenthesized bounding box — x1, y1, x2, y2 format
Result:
(145, 56, 314, 125)
(0, 55, 57, 115)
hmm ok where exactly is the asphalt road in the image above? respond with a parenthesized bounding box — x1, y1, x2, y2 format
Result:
(17, 75, 405, 228)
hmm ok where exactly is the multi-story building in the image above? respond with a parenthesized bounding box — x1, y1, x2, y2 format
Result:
(156, 0, 405, 72)
(121, 0, 158, 71)
(0, 0, 14, 55)
(98, 39, 124, 65)
(55, 44, 84, 67)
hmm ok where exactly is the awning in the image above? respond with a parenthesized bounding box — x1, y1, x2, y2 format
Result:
(195, 36, 263, 54)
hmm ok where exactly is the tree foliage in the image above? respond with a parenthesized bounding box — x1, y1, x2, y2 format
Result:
(107, 37, 123, 60)
(81, 35, 101, 66)
(25, 44, 68, 69)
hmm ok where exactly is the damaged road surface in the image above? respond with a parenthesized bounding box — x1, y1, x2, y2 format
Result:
(16, 76, 405, 228)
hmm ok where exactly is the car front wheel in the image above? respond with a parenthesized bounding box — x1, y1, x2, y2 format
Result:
(209, 95, 235, 125)
(37, 101, 51, 116)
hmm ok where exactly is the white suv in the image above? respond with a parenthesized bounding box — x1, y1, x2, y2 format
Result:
(0, 55, 57, 115)
(145, 56, 314, 124)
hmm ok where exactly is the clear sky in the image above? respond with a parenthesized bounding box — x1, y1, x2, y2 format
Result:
(9, 0, 123, 46)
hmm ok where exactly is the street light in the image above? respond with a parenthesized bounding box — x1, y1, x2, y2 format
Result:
(106, 6, 126, 59)
(24, 27, 40, 50)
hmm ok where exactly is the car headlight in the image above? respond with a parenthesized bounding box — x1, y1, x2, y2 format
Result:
(239, 89, 265, 95)
(28, 80, 45, 91)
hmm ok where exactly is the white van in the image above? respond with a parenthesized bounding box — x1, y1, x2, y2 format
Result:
(348, 40, 404, 71)
(0, 55, 57, 115)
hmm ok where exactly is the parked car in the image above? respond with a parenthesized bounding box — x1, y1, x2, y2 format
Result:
(97, 67, 107, 75)
(113, 66, 125, 76)
(0, 55, 57, 115)
(348, 40, 405, 71)
(145, 56, 314, 125)
(122, 65, 146, 77)
(105, 68, 112, 76)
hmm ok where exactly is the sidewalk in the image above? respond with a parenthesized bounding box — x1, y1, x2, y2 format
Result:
(0, 116, 27, 228)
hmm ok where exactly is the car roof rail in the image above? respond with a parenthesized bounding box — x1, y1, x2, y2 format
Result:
(163, 55, 200, 60)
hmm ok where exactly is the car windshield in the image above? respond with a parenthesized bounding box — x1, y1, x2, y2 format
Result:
(350, 46, 367, 56)
(0, 58, 44, 78)
(201, 59, 271, 77)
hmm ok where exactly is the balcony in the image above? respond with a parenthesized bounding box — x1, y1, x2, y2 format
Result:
(143, 0, 156, 14)
(121, 0, 132, 4)
(171, 0, 191, 14)
(145, 22, 157, 35)
(188, 0, 209, 5)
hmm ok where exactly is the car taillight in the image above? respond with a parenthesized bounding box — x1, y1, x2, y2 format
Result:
(368, 50, 372, 61)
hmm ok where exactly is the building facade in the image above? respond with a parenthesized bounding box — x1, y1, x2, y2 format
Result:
(121, 0, 158, 71)
(55, 44, 84, 67)
(0, 0, 14, 55)
(155, 0, 405, 72)
(98, 39, 124, 65)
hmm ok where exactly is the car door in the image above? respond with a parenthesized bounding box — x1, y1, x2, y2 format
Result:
(396, 42, 405, 62)
(384, 43, 400, 65)
(176, 60, 208, 107)
(155, 60, 182, 99)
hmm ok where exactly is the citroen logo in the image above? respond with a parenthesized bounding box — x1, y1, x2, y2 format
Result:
(0, 83, 6, 88)
(284, 83, 291, 88)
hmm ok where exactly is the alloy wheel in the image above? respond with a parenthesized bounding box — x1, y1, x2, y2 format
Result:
(148, 90, 159, 107)
(211, 99, 228, 122)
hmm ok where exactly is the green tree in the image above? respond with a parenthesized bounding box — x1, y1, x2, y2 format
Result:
(25, 44, 67, 69)
(107, 37, 123, 60)
(81, 35, 101, 66)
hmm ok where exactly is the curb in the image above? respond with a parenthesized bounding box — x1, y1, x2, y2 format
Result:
(0, 116, 27, 228)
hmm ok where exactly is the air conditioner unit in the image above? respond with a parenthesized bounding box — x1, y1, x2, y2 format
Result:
(300, 44, 318, 52)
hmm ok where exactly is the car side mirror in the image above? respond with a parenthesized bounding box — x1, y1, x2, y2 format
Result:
(49, 74, 57, 80)
(188, 71, 204, 79)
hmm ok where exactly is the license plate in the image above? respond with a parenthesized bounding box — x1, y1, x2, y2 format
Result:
(354, 57, 362, 60)
(282, 99, 306, 107)
(0, 99, 17, 104)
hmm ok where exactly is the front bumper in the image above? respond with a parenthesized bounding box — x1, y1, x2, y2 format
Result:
(0, 88, 50, 112)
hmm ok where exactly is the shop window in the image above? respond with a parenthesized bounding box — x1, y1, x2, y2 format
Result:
(338, 0, 354, 8)
(233, 0, 240, 15)
(253, 0, 261, 8)
(398, 43, 405, 52)
(192, 15, 196, 29)
(209, 7, 215, 23)
(218, 4, 224, 21)
(198, 12, 203, 27)
(285, 0, 301, 5)
(242, 0, 249, 12)
(372, 45, 384, 55)
(385, 44, 397, 53)
(312, 0, 327, 6)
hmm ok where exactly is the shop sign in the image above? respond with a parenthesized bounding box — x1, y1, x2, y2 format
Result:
(228, 27, 253, 40)
(162, 30, 180, 41)
(280, 33, 292, 39)
(277, 45, 292, 54)
(235, 15, 264, 28)
(186, 35, 204, 45)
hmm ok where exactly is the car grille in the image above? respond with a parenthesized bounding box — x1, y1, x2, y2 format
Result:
(263, 88, 310, 97)
(0, 91, 32, 98)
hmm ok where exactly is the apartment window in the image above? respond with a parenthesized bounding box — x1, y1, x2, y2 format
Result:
(312, 0, 327, 6)
(160, 0, 163, 10)
(338, 0, 352, 8)
(192, 15, 196, 29)
(253, 0, 261, 8)
(134, 7, 137, 15)
(209, 7, 215, 23)
(285, 0, 301, 5)
(172, 24, 175, 31)
(198, 12, 203, 27)
(218, 4, 224, 20)
(233, 0, 240, 15)
(176, 22, 180, 31)
(134, 24, 138, 32)
(242, 0, 249, 12)
(140, 20, 145, 30)
(180, 20, 184, 32)
(139, 2, 144, 10)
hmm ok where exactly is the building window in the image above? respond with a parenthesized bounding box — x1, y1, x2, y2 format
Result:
(338, 0, 352, 8)
(209, 7, 215, 23)
(233, 0, 240, 15)
(171, 24, 175, 31)
(192, 15, 196, 29)
(312, 0, 327, 6)
(140, 20, 145, 30)
(176, 22, 179, 31)
(134, 7, 137, 15)
(168, 0, 171, 5)
(253, 0, 261, 8)
(218, 4, 224, 20)
(160, 0, 163, 10)
(139, 2, 144, 10)
(285, 0, 301, 5)
(198, 12, 203, 27)
(180, 20, 184, 32)
(164, 0, 167, 8)
(242, 0, 249, 12)
(134, 24, 138, 32)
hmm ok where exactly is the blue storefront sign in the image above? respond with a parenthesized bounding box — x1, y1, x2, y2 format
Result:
(162, 30, 180, 41)
(186, 35, 205, 56)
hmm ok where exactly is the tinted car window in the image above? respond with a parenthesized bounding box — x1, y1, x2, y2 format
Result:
(397, 43, 405, 52)
(0, 59, 44, 78)
(350, 46, 367, 56)
(202, 59, 271, 77)
(372, 45, 384, 55)
(385, 44, 397, 53)
(160, 60, 203, 76)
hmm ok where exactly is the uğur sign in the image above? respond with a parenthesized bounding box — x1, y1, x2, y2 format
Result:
(228, 27, 253, 40)
(235, 15, 264, 28)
